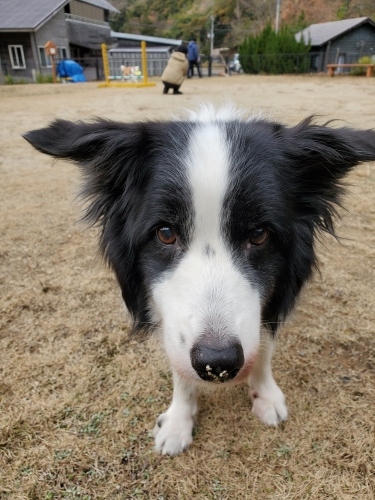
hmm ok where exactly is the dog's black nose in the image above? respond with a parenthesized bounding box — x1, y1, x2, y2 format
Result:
(190, 342, 244, 383)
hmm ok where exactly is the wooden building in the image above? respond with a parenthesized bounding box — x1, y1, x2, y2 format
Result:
(295, 17, 375, 73)
(0, 0, 118, 81)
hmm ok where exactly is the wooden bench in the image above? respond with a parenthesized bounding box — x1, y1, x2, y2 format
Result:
(327, 63, 375, 78)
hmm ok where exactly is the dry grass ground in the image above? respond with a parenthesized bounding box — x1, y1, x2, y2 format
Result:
(0, 75, 374, 499)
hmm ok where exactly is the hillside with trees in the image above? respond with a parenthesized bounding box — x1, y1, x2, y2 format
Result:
(109, 0, 375, 52)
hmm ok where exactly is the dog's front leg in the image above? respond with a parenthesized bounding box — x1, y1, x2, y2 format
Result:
(153, 371, 197, 455)
(248, 332, 288, 426)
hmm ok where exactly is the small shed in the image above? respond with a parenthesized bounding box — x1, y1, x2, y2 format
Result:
(295, 17, 375, 72)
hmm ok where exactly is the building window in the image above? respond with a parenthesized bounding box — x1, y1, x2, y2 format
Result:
(58, 47, 68, 59)
(9, 45, 26, 69)
(38, 47, 52, 67)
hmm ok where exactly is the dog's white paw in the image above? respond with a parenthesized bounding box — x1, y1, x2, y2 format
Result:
(250, 383, 288, 426)
(153, 410, 195, 455)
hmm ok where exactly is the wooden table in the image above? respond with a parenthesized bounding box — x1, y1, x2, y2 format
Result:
(327, 64, 375, 77)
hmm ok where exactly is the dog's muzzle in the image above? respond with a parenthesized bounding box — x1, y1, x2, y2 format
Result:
(190, 342, 244, 383)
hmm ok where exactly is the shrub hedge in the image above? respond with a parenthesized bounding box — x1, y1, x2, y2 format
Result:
(238, 24, 310, 74)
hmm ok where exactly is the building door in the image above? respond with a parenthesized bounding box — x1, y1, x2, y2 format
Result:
(337, 54, 345, 73)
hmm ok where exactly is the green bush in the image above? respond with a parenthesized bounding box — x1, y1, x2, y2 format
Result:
(35, 73, 54, 83)
(4, 74, 28, 85)
(238, 24, 310, 74)
(350, 55, 374, 76)
(4, 74, 15, 85)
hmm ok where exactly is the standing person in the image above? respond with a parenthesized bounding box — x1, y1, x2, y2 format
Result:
(161, 44, 189, 95)
(187, 38, 202, 78)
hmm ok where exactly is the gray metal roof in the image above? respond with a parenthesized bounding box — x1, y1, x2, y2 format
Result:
(111, 31, 182, 46)
(0, 0, 118, 31)
(295, 17, 374, 46)
(82, 0, 119, 13)
(0, 0, 68, 31)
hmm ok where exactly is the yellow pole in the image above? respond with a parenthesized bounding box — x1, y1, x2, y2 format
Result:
(101, 43, 110, 85)
(141, 40, 149, 84)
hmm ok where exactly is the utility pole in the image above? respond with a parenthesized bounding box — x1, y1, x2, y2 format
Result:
(207, 14, 214, 77)
(275, 0, 281, 33)
(210, 15, 214, 55)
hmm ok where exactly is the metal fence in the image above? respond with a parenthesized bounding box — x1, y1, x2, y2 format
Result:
(237, 51, 374, 74)
(107, 50, 170, 78)
(106, 51, 233, 79)
(8, 50, 370, 84)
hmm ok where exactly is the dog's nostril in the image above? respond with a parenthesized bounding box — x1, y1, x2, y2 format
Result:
(190, 342, 244, 383)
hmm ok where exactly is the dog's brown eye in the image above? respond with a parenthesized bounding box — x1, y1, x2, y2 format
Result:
(157, 226, 177, 245)
(248, 227, 269, 246)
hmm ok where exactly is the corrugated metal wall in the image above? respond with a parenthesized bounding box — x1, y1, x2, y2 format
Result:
(70, 0, 104, 22)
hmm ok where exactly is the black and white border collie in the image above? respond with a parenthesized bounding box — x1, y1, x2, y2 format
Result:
(24, 106, 375, 455)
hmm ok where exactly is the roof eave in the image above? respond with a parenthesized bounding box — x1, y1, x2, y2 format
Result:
(34, 0, 70, 31)
(111, 30, 182, 45)
(0, 28, 33, 32)
(326, 16, 375, 44)
(297, 16, 375, 47)
(81, 0, 119, 14)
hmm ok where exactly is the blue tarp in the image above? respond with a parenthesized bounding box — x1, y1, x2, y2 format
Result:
(56, 60, 87, 82)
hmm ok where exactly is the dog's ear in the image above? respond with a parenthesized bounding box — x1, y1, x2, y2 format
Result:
(285, 117, 375, 234)
(264, 119, 375, 332)
(23, 118, 149, 224)
(23, 118, 140, 161)
(24, 119, 154, 331)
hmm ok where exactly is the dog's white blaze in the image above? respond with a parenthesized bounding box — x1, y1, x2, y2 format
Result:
(152, 122, 261, 380)
(187, 123, 229, 242)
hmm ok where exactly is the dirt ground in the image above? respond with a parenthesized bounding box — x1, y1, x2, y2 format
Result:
(0, 75, 374, 500)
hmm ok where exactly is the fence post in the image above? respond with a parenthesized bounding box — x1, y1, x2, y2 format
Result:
(141, 40, 149, 84)
(95, 58, 99, 81)
(101, 43, 110, 84)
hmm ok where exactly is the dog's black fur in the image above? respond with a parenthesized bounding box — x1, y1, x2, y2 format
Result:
(24, 111, 375, 455)
(24, 116, 375, 335)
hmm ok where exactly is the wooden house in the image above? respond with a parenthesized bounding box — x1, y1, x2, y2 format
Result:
(295, 17, 375, 73)
(0, 0, 118, 81)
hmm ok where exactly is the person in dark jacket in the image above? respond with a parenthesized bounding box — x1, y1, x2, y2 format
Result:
(161, 45, 189, 94)
(187, 39, 202, 78)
